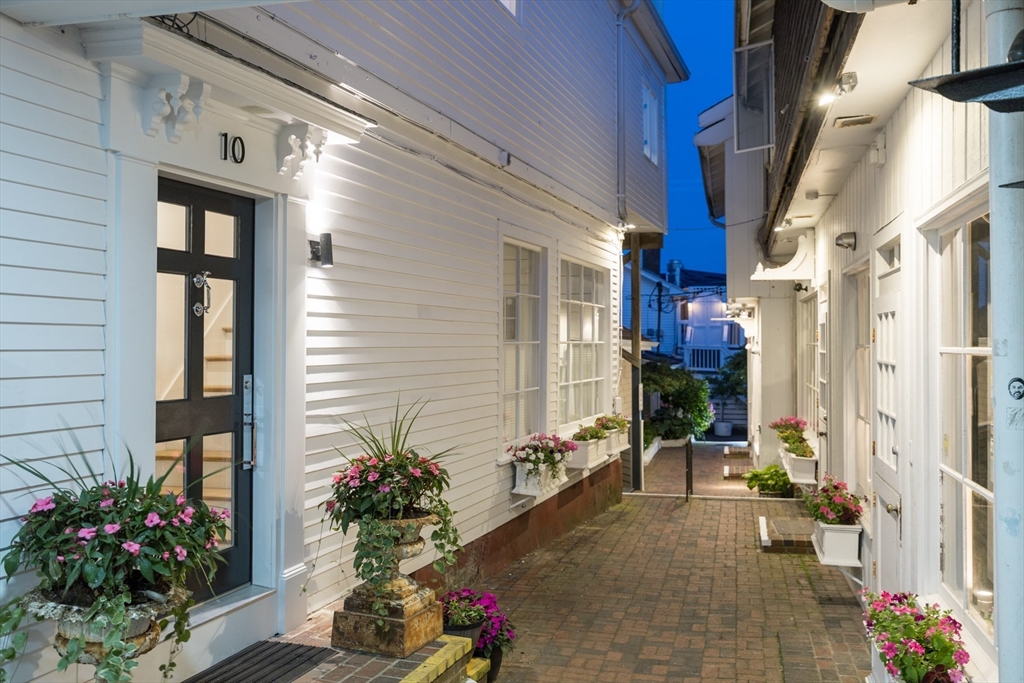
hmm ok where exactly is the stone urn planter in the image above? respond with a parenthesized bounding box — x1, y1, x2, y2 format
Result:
(812, 520, 862, 567)
(511, 463, 568, 497)
(713, 421, 733, 437)
(23, 585, 188, 667)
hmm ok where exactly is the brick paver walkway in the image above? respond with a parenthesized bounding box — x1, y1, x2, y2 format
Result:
(478, 496, 871, 683)
(645, 443, 757, 497)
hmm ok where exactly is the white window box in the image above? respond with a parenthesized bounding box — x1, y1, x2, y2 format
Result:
(566, 438, 608, 469)
(811, 520, 862, 567)
(780, 447, 818, 485)
(511, 463, 569, 497)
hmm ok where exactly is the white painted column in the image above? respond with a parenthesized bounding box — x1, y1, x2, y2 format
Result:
(985, 1, 1024, 676)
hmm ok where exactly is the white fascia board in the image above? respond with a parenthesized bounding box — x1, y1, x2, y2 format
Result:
(80, 19, 375, 143)
(697, 96, 733, 130)
(694, 114, 733, 148)
(0, 0, 296, 26)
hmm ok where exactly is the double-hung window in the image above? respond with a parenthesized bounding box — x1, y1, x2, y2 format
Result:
(502, 244, 541, 443)
(558, 260, 606, 424)
(938, 214, 994, 637)
(643, 84, 658, 163)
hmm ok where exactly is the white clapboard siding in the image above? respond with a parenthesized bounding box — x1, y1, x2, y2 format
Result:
(624, 25, 668, 228)
(264, 0, 619, 216)
(815, 8, 988, 476)
(302, 109, 623, 610)
(0, 16, 107, 682)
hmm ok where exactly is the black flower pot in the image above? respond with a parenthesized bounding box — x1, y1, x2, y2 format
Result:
(443, 618, 486, 647)
(487, 647, 503, 682)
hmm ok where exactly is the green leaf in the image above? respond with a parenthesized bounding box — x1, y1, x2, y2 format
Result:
(137, 557, 155, 583)
(82, 561, 105, 589)
(2, 550, 21, 578)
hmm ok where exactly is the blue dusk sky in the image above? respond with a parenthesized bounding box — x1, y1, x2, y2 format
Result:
(660, 0, 734, 274)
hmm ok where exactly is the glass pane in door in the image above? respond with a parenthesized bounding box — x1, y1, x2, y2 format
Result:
(203, 278, 235, 397)
(205, 211, 237, 258)
(156, 273, 188, 401)
(157, 202, 188, 251)
(203, 432, 234, 547)
(969, 492, 994, 633)
(156, 439, 186, 495)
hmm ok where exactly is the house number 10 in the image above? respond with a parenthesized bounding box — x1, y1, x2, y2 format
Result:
(219, 133, 245, 164)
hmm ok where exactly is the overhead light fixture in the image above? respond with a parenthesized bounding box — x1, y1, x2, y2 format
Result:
(774, 217, 794, 232)
(309, 233, 334, 267)
(818, 72, 858, 107)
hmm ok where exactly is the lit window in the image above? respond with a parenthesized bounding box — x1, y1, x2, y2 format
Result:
(502, 243, 541, 443)
(558, 260, 606, 424)
(498, 0, 516, 15)
(643, 84, 658, 163)
(939, 214, 994, 637)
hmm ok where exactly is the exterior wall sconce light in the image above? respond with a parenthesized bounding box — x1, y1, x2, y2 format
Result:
(819, 72, 857, 106)
(835, 232, 857, 250)
(793, 282, 809, 292)
(309, 233, 334, 267)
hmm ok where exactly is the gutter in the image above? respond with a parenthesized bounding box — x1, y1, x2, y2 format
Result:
(616, 0, 641, 222)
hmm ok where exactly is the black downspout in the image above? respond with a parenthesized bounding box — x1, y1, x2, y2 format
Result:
(952, 0, 962, 73)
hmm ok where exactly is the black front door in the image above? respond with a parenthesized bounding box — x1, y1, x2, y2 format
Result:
(155, 177, 254, 599)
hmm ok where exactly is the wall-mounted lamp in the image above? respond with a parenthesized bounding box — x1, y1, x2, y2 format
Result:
(774, 217, 794, 232)
(835, 232, 857, 250)
(309, 233, 334, 267)
(793, 282, 809, 292)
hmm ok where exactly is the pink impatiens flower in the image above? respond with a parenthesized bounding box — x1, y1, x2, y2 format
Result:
(176, 494, 186, 506)
(145, 512, 163, 527)
(367, 472, 380, 482)
(103, 523, 121, 534)
(332, 473, 343, 484)
(29, 496, 55, 513)
(378, 485, 391, 493)
(409, 467, 422, 478)
(122, 541, 141, 556)
(175, 545, 187, 561)
(78, 527, 97, 540)
(99, 498, 115, 508)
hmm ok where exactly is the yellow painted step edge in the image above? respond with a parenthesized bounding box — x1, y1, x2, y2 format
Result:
(401, 635, 472, 683)
(466, 656, 491, 682)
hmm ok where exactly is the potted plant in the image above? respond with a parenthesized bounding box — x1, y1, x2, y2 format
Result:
(595, 414, 629, 453)
(709, 352, 746, 437)
(742, 464, 792, 498)
(567, 425, 607, 469)
(805, 475, 863, 566)
(321, 400, 462, 625)
(0, 453, 229, 683)
(862, 590, 970, 682)
(440, 590, 487, 645)
(769, 416, 817, 484)
(440, 589, 516, 682)
(507, 434, 574, 497)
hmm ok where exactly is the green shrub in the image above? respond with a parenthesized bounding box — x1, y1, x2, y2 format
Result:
(643, 362, 713, 439)
(742, 464, 792, 494)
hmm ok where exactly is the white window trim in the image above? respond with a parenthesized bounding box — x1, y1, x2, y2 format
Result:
(920, 191, 997, 670)
(642, 83, 659, 164)
(557, 256, 610, 432)
(501, 240, 544, 450)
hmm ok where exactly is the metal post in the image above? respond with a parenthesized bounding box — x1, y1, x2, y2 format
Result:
(631, 232, 644, 491)
(985, 1, 1024, 677)
(952, 0, 962, 73)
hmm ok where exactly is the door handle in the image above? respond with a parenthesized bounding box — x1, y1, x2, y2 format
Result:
(242, 374, 256, 470)
(192, 271, 211, 317)
(818, 431, 827, 438)
(886, 503, 900, 515)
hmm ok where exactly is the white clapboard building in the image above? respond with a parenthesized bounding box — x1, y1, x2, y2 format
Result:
(0, 1, 687, 679)
(696, 0, 1023, 679)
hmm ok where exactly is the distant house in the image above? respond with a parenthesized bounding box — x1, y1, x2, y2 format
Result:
(0, 1, 687, 679)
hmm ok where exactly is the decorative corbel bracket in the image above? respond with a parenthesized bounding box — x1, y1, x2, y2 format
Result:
(278, 124, 327, 179)
(751, 233, 815, 282)
(143, 73, 210, 143)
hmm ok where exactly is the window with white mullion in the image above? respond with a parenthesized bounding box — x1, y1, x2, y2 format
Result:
(558, 260, 606, 425)
(503, 243, 541, 444)
(937, 214, 994, 637)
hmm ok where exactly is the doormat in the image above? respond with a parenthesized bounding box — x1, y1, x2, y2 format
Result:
(182, 641, 335, 683)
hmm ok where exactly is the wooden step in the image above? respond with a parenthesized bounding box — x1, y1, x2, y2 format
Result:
(466, 656, 491, 682)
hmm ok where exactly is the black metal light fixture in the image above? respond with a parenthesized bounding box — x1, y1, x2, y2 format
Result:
(309, 233, 334, 268)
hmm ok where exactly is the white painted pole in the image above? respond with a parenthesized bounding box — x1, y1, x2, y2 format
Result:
(985, 1, 1024, 676)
